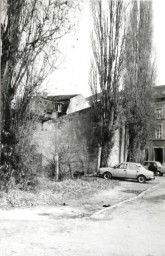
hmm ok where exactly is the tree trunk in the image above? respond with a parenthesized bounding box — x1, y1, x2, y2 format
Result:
(97, 146, 102, 172)
(55, 153, 59, 181)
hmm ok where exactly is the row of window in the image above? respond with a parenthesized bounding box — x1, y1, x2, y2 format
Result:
(155, 124, 163, 139)
(155, 107, 163, 119)
(155, 108, 163, 139)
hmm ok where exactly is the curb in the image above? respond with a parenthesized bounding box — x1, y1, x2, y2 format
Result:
(91, 183, 159, 219)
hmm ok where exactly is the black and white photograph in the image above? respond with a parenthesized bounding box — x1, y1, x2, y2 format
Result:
(1, 0, 165, 255)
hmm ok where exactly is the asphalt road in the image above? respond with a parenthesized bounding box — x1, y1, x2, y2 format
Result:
(0, 177, 165, 256)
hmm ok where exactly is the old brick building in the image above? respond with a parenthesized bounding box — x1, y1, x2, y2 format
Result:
(146, 85, 165, 164)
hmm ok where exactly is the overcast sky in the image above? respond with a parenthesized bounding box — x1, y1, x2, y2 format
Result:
(153, 0, 165, 86)
(43, 0, 165, 97)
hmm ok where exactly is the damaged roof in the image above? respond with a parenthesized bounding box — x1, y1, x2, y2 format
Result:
(42, 94, 78, 102)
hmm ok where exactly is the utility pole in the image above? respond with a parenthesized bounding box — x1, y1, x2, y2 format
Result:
(54, 120, 59, 181)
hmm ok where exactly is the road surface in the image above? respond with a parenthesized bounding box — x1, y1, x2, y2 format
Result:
(0, 177, 165, 256)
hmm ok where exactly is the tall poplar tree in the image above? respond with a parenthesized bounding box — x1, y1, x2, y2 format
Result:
(89, 0, 126, 167)
(123, 1, 155, 162)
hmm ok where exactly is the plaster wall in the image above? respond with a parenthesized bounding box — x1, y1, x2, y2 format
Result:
(31, 108, 126, 173)
(66, 95, 90, 114)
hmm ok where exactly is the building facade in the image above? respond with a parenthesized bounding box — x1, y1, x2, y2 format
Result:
(147, 85, 165, 164)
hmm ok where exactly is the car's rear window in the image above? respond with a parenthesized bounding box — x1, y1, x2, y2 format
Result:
(156, 162, 162, 167)
(128, 163, 141, 170)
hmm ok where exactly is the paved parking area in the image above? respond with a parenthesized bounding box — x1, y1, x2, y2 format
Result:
(0, 176, 164, 256)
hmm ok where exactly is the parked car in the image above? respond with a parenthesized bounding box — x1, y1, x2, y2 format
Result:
(98, 162, 155, 183)
(143, 161, 165, 176)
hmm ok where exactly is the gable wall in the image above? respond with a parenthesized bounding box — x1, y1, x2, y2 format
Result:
(31, 108, 125, 174)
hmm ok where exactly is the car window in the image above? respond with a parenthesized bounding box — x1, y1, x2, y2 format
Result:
(128, 163, 140, 170)
(118, 163, 127, 169)
(148, 162, 157, 169)
(156, 162, 162, 167)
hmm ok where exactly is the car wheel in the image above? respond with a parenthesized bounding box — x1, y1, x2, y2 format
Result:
(155, 171, 161, 176)
(103, 172, 112, 180)
(137, 175, 146, 183)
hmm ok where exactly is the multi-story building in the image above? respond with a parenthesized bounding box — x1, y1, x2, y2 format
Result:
(147, 85, 165, 164)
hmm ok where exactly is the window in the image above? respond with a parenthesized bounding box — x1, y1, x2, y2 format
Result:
(155, 124, 163, 139)
(57, 104, 62, 112)
(118, 163, 127, 169)
(156, 161, 162, 167)
(155, 108, 163, 119)
(149, 162, 156, 168)
(128, 163, 140, 170)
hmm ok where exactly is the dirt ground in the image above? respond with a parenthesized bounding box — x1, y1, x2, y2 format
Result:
(0, 177, 165, 256)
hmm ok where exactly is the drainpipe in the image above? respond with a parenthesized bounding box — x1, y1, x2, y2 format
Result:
(55, 153, 59, 181)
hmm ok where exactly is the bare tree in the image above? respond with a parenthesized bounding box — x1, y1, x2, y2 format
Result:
(1, 0, 79, 130)
(1, 0, 79, 187)
(89, 0, 126, 167)
(122, 1, 156, 162)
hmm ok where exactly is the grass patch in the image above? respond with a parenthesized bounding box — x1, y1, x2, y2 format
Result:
(0, 176, 119, 209)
